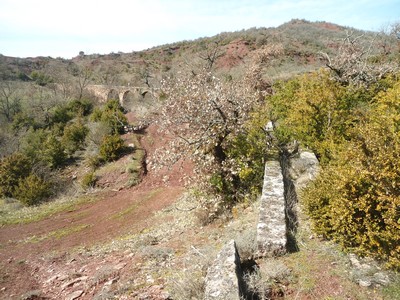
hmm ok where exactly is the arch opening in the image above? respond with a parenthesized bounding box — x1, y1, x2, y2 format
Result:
(121, 90, 142, 111)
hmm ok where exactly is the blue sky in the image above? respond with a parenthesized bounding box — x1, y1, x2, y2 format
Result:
(0, 0, 399, 58)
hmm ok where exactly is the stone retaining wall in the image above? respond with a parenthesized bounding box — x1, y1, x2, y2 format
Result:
(204, 240, 243, 300)
(256, 160, 287, 258)
(204, 149, 319, 299)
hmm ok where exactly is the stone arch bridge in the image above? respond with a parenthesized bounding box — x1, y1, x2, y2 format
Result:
(85, 84, 156, 108)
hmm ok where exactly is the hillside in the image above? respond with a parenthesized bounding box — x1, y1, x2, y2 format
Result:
(0, 19, 399, 299)
(0, 20, 384, 84)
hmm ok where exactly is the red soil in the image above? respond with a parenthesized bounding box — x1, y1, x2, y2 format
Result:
(0, 116, 193, 299)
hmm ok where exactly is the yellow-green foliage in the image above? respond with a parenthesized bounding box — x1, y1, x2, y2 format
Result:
(0, 153, 32, 198)
(81, 171, 97, 189)
(264, 69, 400, 268)
(90, 99, 127, 134)
(62, 119, 89, 155)
(14, 173, 52, 206)
(227, 105, 273, 198)
(269, 69, 362, 164)
(99, 134, 125, 162)
(21, 128, 66, 169)
(302, 77, 400, 269)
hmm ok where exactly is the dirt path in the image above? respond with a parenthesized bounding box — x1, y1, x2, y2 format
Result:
(0, 184, 183, 298)
(0, 121, 192, 299)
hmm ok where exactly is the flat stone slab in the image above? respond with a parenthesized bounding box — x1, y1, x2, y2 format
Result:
(204, 240, 242, 300)
(257, 161, 287, 257)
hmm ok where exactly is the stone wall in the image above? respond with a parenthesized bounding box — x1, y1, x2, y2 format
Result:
(204, 149, 319, 299)
(204, 240, 243, 300)
(256, 160, 287, 258)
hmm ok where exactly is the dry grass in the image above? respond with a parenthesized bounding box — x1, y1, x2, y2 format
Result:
(0, 194, 96, 226)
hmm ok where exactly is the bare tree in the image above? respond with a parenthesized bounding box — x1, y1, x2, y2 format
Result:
(25, 84, 63, 126)
(70, 65, 93, 100)
(0, 81, 21, 122)
(153, 70, 254, 194)
(387, 21, 400, 39)
(245, 44, 284, 96)
(43, 61, 75, 100)
(96, 64, 120, 87)
(319, 31, 398, 86)
(199, 40, 225, 70)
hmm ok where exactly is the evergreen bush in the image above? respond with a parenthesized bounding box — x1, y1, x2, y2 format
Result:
(14, 174, 52, 206)
(0, 153, 32, 198)
(99, 134, 125, 162)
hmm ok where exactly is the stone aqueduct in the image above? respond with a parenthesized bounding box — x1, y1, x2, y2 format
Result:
(85, 84, 155, 107)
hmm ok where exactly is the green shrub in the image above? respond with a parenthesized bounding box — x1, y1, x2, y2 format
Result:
(81, 171, 97, 189)
(22, 128, 66, 169)
(226, 106, 273, 199)
(67, 99, 93, 116)
(12, 112, 37, 131)
(30, 71, 53, 86)
(90, 99, 127, 134)
(14, 174, 52, 206)
(99, 134, 125, 162)
(0, 153, 32, 198)
(267, 69, 384, 164)
(51, 105, 73, 125)
(62, 120, 89, 155)
(43, 135, 67, 168)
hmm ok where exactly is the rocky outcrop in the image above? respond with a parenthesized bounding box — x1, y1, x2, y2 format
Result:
(288, 151, 319, 190)
(256, 161, 287, 258)
(204, 240, 243, 300)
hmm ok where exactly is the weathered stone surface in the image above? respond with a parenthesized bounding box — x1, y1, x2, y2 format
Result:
(204, 240, 242, 300)
(289, 151, 319, 189)
(61, 276, 88, 290)
(257, 161, 287, 257)
(65, 290, 84, 300)
(349, 254, 392, 287)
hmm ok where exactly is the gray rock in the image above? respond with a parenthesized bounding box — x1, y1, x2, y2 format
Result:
(61, 276, 88, 290)
(65, 290, 84, 300)
(20, 290, 42, 300)
(373, 272, 391, 286)
(204, 240, 242, 300)
(358, 279, 372, 287)
(289, 151, 319, 189)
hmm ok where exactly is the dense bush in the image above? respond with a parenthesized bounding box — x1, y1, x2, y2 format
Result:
(12, 112, 37, 131)
(51, 99, 93, 127)
(42, 134, 67, 168)
(99, 134, 125, 162)
(267, 70, 400, 269)
(302, 79, 400, 269)
(62, 120, 89, 155)
(0, 153, 32, 198)
(14, 173, 52, 206)
(268, 69, 368, 164)
(90, 99, 127, 134)
(21, 128, 66, 169)
(51, 105, 74, 126)
(226, 105, 273, 199)
(30, 71, 53, 86)
(67, 99, 93, 116)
